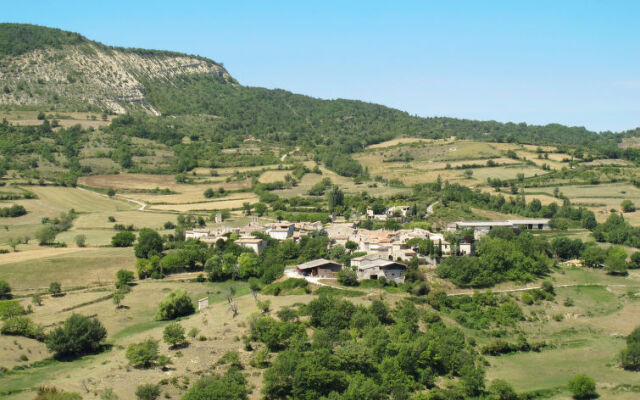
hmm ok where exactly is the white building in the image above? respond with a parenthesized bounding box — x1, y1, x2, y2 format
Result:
(386, 205, 411, 218)
(185, 229, 211, 240)
(266, 222, 295, 240)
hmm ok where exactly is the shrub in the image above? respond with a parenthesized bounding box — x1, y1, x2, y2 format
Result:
(521, 292, 534, 305)
(163, 322, 186, 348)
(0, 280, 11, 299)
(567, 374, 597, 399)
(74, 234, 86, 248)
(620, 326, 640, 371)
(46, 314, 107, 358)
(1, 316, 45, 340)
(0, 300, 25, 319)
(112, 231, 135, 247)
(126, 339, 162, 368)
(33, 386, 83, 400)
(135, 383, 160, 400)
(182, 367, 248, 400)
(622, 199, 636, 213)
(108, 216, 116, 222)
(155, 289, 195, 320)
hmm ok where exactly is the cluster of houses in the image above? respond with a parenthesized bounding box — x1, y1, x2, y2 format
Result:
(185, 210, 550, 283)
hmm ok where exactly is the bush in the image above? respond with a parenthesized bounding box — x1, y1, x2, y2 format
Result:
(46, 314, 107, 358)
(622, 199, 636, 213)
(135, 383, 160, 400)
(1, 316, 45, 340)
(126, 338, 162, 368)
(182, 366, 248, 400)
(337, 267, 358, 286)
(155, 289, 195, 320)
(33, 386, 83, 400)
(567, 374, 597, 399)
(74, 234, 86, 247)
(163, 322, 186, 348)
(0, 300, 25, 319)
(112, 231, 135, 247)
(0, 280, 11, 299)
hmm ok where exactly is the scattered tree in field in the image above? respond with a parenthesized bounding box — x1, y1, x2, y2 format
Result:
(155, 289, 194, 320)
(622, 199, 636, 213)
(8, 237, 19, 251)
(99, 388, 119, 400)
(107, 187, 116, 197)
(567, 374, 597, 399)
(620, 326, 640, 371)
(112, 290, 125, 309)
(249, 277, 261, 300)
(163, 322, 186, 348)
(112, 231, 135, 247)
(49, 281, 62, 297)
(126, 338, 170, 369)
(0, 280, 12, 299)
(35, 226, 57, 245)
(605, 245, 628, 275)
(257, 299, 271, 314)
(46, 314, 107, 358)
(135, 228, 163, 258)
(32, 294, 42, 306)
(116, 269, 134, 288)
(580, 245, 606, 268)
(327, 185, 344, 213)
(135, 383, 160, 400)
(630, 252, 640, 269)
(74, 234, 86, 247)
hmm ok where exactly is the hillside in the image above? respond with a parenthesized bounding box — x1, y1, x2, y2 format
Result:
(0, 24, 232, 114)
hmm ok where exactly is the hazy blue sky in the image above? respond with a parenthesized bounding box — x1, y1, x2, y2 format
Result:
(4, 1, 640, 131)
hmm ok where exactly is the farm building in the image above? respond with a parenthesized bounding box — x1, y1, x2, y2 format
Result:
(296, 258, 343, 278)
(234, 236, 266, 254)
(352, 256, 407, 283)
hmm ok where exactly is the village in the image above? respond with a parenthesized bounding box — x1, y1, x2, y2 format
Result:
(186, 205, 550, 283)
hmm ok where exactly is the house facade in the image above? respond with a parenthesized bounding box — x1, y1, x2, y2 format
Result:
(235, 236, 266, 254)
(353, 256, 407, 283)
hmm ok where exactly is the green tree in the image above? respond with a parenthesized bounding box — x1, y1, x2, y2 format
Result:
(580, 245, 606, 268)
(488, 379, 518, 400)
(135, 384, 160, 400)
(567, 374, 597, 399)
(46, 314, 107, 358)
(622, 199, 636, 213)
(111, 231, 135, 247)
(163, 322, 186, 348)
(345, 240, 358, 253)
(0, 280, 11, 299)
(183, 367, 248, 400)
(135, 228, 163, 258)
(238, 252, 259, 279)
(74, 234, 86, 247)
(49, 281, 62, 296)
(35, 226, 57, 245)
(126, 338, 161, 368)
(116, 269, 134, 288)
(605, 245, 628, 275)
(327, 185, 344, 213)
(620, 326, 640, 371)
(107, 187, 116, 197)
(204, 188, 215, 198)
(155, 289, 195, 320)
(253, 202, 268, 216)
(112, 290, 125, 309)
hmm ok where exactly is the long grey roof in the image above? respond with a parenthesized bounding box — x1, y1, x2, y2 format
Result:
(297, 258, 343, 270)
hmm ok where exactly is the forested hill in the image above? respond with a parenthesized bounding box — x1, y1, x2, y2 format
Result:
(1, 23, 639, 161)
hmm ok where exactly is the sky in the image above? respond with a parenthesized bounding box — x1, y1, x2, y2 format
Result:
(3, 1, 640, 132)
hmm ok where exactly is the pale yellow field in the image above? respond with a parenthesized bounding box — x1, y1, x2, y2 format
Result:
(149, 193, 259, 211)
(366, 137, 437, 149)
(258, 169, 290, 183)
